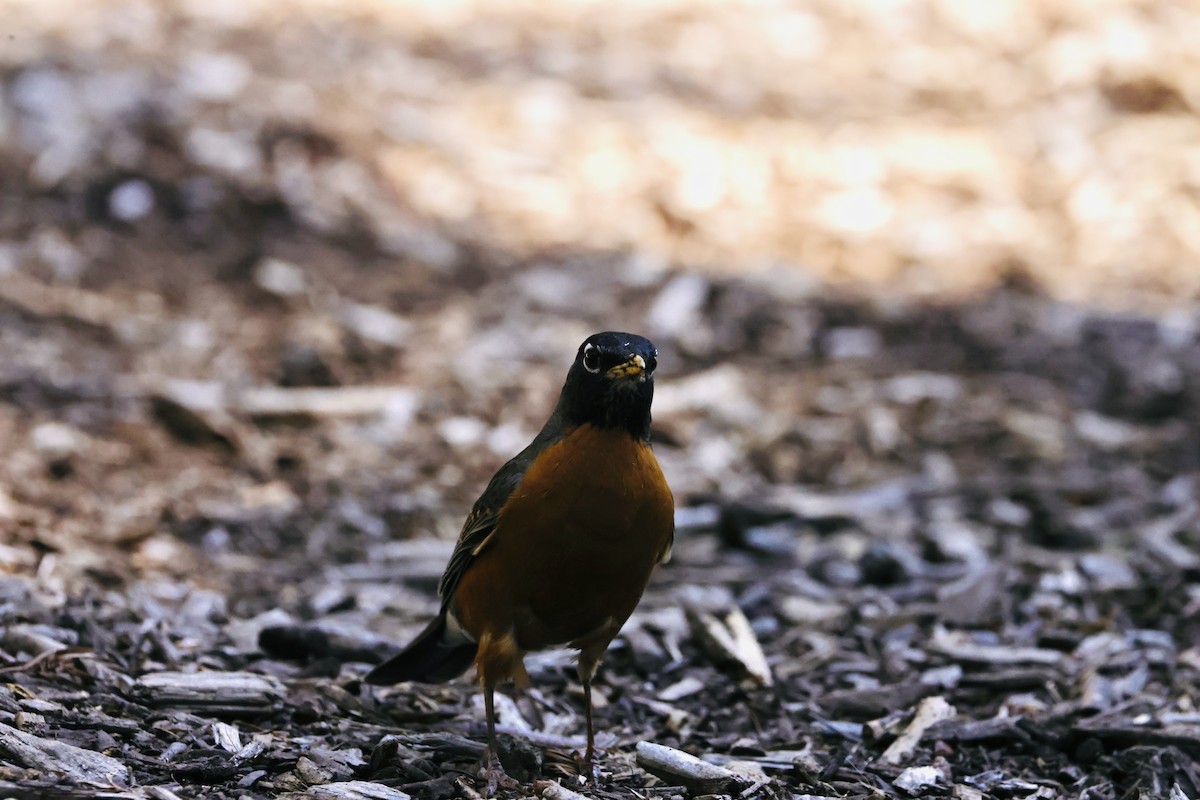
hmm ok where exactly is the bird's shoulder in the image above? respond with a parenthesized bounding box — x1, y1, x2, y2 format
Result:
(436, 422, 566, 605)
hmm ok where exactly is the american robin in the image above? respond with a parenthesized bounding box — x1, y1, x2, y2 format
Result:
(365, 331, 674, 793)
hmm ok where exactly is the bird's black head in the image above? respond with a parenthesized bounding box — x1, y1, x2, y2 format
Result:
(555, 332, 658, 440)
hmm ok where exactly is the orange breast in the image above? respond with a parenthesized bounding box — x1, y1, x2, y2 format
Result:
(452, 424, 674, 652)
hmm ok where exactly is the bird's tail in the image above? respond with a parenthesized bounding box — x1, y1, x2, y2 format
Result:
(364, 614, 477, 684)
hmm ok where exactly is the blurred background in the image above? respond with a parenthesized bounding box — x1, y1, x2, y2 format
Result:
(8, 0, 1200, 305)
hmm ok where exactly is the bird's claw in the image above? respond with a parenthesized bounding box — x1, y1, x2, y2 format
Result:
(575, 750, 602, 787)
(483, 756, 518, 796)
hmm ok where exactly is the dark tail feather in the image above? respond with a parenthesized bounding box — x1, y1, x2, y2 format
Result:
(364, 614, 477, 685)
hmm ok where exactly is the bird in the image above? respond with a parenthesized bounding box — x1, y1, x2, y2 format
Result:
(365, 332, 674, 794)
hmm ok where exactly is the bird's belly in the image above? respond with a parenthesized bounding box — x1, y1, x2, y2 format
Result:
(453, 424, 674, 652)
(513, 510, 660, 648)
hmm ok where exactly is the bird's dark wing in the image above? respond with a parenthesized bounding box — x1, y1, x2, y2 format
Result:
(436, 427, 564, 607)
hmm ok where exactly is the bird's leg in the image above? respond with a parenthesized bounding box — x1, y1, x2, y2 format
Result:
(477, 633, 520, 795)
(483, 684, 505, 796)
(482, 694, 521, 796)
(582, 677, 596, 774)
(575, 647, 605, 785)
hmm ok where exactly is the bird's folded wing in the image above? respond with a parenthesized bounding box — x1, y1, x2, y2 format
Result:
(437, 504, 500, 604)
(436, 445, 538, 606)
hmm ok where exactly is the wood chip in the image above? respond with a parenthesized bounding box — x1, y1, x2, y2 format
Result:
(894, 765, 942, 795)
(136, 670, 285, 715)
(2, 625, 71, 657)
(536, 779, 593, 800)
(0, 722, 131, 787)
(1072, 717, 1200, 752)
(687, 607, 773, 686)
(658, 675, 706, 702)
(146, 788, 186, 800)
(929, 631, 1067, 668)
(211, 721, 242, 753)
(925, 716, 1031, 744)
(636, 741, 750, 794)
(296, 781, 412, 799)
(881, 696, 957, 765)
(820, 681, 936, 721)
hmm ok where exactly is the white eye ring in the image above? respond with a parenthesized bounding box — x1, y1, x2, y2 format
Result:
(582, 343, 601, 373)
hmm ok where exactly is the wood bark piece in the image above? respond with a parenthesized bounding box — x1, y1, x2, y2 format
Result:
(635, 741, 750, 794)
(819, 681, 936, 721)
(536, 779, 593, 800)
(0, 782, 138, 799)
(1141, 510, 1200, 570)
(687, 607, 773, 686)
(0, 722, 131, 786)
(929, 632, 1067, 668)
(145, 788, 186, 800)
(2, 624, 71, 657)
(212, 721, 242, 753)
(894, 765, 942, 795)
(925, 716, 1031, 744)
(881, 696, 957, 765)
(135, 670, 285, 715)
(294, 781, 412, 799)
(1072, 717, 1200, 753)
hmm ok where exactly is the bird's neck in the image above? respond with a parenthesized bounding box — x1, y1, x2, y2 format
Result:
(549, 393, 652, 442)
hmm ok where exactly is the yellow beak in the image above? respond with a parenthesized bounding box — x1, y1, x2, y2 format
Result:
(606, 355, 646, 380)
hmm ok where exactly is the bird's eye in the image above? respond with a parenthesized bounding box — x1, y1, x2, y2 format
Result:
(582, 343, 601, 373)
(647, 349, 658, 374)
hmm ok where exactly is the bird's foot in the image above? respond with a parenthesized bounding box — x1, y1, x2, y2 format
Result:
(483, 755, 518, 797)
(575, 749, 602, 787)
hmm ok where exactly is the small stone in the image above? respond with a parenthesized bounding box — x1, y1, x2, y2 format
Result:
(31, 422, 84, 459)
(255, 258, 307, 297)
(886, 372, 963, 404)
(179, 52, 252, 101)
(185, 128, 261, 175)
(337, 301, 411, 347)
(1074, 411, 1138, 450)
(823, 327, 882, 360)
(109, 179, 155, 221)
